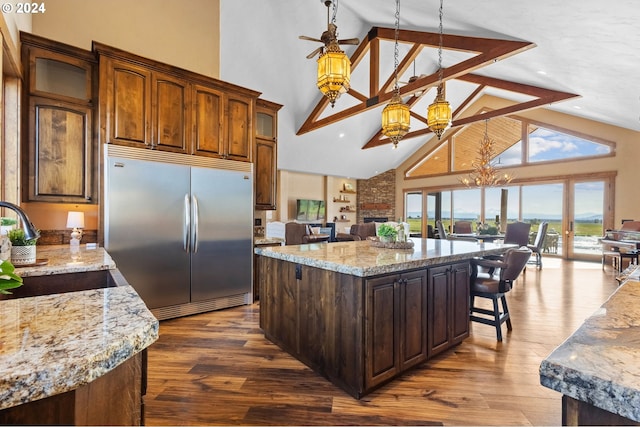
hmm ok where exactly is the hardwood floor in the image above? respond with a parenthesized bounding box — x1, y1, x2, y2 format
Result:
(145, 258, 620, 426)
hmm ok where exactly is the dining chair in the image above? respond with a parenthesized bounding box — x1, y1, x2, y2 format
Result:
(454, 221, 473, 234)
(504, 221, 532, 246)
(527, 222, 548, 269)
(469, 247, 532, 341)
(436, 220, 476, 242)
(436, 220, 448, 239)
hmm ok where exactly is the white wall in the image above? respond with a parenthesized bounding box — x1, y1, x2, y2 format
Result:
(31, 0, 220, 78)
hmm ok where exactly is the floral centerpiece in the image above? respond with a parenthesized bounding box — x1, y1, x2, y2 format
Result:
(477, 222, 499, 235)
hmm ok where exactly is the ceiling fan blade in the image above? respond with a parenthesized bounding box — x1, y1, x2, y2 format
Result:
(306, 47, 323, 59)
(338, 38, 360, 45)
(299, 35, 323, 43)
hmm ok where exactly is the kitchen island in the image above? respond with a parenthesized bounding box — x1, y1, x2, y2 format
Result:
(540, 267, 640, 425)
(255, 238, 511, 398)
(0, 245, 158, 425)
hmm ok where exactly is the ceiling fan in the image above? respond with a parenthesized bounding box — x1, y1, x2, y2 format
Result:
(399, 60, 429, 97)
(299, 0, 360, 59)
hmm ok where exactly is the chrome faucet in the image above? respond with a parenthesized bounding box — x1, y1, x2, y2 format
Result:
(0, 201, 40, 240)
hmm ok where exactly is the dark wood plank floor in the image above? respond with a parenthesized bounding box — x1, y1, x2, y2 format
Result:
(145, 258, 620, 426)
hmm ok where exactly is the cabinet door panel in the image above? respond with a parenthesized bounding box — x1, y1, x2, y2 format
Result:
(450, 262, 470, 344)
(255, 139, 276, 209)
(365, 275, 399, 388)
(28, 98, 92, 203)
(400, 270, 428, 369)
(428, 265, 451, 357)
(193, 85, 223, 157)
(154, 74, 190, 153)
(226, 94, 252, 161)
(111, 62, 150, 146)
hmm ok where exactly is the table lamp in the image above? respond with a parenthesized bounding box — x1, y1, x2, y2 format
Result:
(66, 211, 85, 246)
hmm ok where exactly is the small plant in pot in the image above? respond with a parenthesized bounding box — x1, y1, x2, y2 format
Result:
(377, 223, 398, 243)
(8, 228, 39, 266)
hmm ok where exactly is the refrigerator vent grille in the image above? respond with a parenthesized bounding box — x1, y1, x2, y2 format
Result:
(151, 293, 252, 321)
(106, 145, 252, 173)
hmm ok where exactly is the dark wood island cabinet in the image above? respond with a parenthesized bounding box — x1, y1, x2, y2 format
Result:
(256, 238, 511, 398)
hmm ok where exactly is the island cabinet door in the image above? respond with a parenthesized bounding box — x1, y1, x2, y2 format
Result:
(427, 262, 470, 357)
(365, 274, 400, 389)
(364, 269, 428, 390)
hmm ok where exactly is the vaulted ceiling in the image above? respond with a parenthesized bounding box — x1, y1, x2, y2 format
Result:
(220, 1, 640, 179)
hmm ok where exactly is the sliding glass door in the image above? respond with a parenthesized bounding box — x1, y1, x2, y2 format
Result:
(568, 180, 605, 261)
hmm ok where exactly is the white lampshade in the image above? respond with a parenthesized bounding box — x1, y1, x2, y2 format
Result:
(66, 211, 85, 229)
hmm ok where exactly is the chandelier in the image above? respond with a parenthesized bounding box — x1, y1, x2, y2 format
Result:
(459, 120, 514, 187)
(427, 0, 451, 139)
(381, 0, 410, 149)
(317, 1, 351, 107)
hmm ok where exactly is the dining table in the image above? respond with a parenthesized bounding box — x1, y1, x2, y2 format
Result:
(450, 233, 505, 242)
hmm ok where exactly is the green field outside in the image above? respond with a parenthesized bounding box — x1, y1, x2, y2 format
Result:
(406, 218, 603, 237)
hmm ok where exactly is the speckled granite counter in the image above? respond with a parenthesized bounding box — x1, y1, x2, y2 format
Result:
(0, 244, 159, 420)
(254, 237, 284, 245)
(539, 278, 640, 424)
(14, 244, 116, 277)
(255, 238, 512, 277)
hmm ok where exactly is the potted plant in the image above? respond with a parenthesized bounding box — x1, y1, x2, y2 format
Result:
(0, 259, 23, 294)
(377, 223, 398, 243)
(8, 228, 38, 265)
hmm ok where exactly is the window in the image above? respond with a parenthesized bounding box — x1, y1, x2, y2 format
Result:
(528, 126, 612, 162)
(405, 115, 614, 178)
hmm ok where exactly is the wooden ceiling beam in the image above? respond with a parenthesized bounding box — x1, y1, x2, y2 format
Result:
(296, 26, 577, 149)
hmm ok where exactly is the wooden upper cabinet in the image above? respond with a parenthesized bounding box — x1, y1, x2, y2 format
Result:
(96, 42, 259, 162)
(193, 84, 223, 156)
(225, 93, 253, 162)
(254, 99, 282, 210)
(153, 72, 190, 154)
(108, 59, 150, 147)
(21, 32, 97, 204)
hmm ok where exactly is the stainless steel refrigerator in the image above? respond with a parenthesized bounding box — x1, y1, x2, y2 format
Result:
(104, 145, 253, 320)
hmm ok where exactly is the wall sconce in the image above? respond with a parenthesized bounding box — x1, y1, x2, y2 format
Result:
(66, 211, 85, 246)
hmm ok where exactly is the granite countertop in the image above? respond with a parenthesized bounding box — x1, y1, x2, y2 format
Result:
(539, 278, 640, 422)
(0, 245, 159, 411)
(13, 244, 116, 277)
(254, 237, 284, 246)
(255, 238, 513, 277)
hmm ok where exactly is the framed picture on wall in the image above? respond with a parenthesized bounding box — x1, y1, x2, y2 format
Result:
(343, 183, 354, 192)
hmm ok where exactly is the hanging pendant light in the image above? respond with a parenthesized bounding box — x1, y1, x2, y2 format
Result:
(317, 1, 351, 107)
(317, 39, 351, 107)
(427, 0, 451, 139)
(381, 0, 410, 149)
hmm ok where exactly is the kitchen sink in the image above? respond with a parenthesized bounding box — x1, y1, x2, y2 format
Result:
(1, 268, 127, 300)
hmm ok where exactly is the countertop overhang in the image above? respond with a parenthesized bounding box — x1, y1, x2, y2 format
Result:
(0, 245, 159, 411)
(539, 277, 640, 422)
(255, 238, 515, 277)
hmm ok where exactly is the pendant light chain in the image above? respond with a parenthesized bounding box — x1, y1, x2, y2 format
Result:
(393, 0, 401, 93)
(437, 0, 444, 84)
(331, 0, 338, 25)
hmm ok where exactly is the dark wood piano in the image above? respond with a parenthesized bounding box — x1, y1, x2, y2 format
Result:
(600, 221, 640, 271)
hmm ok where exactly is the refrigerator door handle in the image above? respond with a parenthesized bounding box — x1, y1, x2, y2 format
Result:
(184, 193, 190, 253)
(192, 194, 199, 253)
